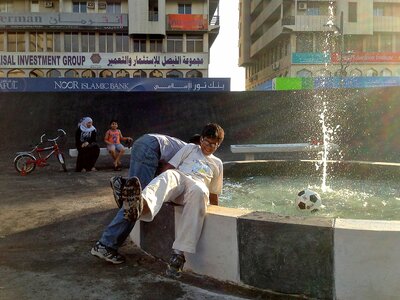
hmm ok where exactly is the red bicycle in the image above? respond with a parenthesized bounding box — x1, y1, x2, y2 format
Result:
(14, 129, 67, 175)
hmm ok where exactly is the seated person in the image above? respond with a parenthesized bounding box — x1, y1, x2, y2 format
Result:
(75, 117, 100, 172)
(104, 120, 133, 171)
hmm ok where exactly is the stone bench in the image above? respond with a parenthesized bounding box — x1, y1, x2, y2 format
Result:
(230, 143, 339, 160)
(68, 147, 131, 157)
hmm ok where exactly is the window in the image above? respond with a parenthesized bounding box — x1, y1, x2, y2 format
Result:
(381, 33, 392, 52)
(296, 33, 313, 52)
(186, 70, 202, 78)
(107, 1, 121, 13)
(99, 33, 113, 53)
(31, 0, 39, 12)
(47, 32, 61, 52)
(73, 2, 87, 13)
(167, 35, 183, 52)
(381, 69, 392, 76)
(335, 69, 347, 77)
(29, 69, 44, 78)
(8, 69, 25, 78)
(349, 69, 362, 77)
(65, 69, 79, 78)
(150, 39, 163, 52)
(0, 1, 12, 12)
(366, 69, 378, 77)
(150, 70, 163, 78)
(366, 35, 378, 52)
(296, 69, 312, 77)
(373, 4, 384, 16)
(116, 33, 129, 52)
(47, 69, 61, 77)
(149, 0, 158, 21)
(133, 38, 146, 52)
(315, 69, 331, 77)
(133, 70, 147, 78)
(81, 33, 95, 52)
(348, 2, 357, 22)
(186, 35, 203, 52)
(0, 33, 3, 51)
(7, 32, 25, 52)
(178, 4, 191, 14)
(64, 32, 79, 52)
(166, 70, 183, 78)
(82, 69, 95, 78)
(344, 35, 363, 52)
(116, 70, 129, 78)
(395, 34, 400, 52)
(29, 32, 45, 52)
(100, 70, 113, 77)
(306, 3, 320, 16)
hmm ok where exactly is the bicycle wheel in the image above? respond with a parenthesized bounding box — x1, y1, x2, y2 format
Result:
(57, 153, 67, 172)
(14, 154, 36, 174)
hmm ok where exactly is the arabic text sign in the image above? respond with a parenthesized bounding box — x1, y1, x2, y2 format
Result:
(0, 53, 208, 69)
(292, 53, 330, 64)
(0, 78, 230, 93)
(331, 52, 400, 63)
(167, 14, 208, 31)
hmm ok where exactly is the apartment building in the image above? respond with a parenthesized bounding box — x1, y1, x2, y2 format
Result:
(0, 0, 220, 78)
(239, 0, 400, 90)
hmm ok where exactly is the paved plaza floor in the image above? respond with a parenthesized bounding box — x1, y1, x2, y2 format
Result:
(0, 154, 300, 300)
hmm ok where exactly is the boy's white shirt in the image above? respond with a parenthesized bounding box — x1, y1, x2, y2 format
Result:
(168, 144, 223, 195)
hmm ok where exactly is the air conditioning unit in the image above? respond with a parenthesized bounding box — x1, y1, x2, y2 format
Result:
(272, 61, 280, 70)
(87, 2, 95, 9)
(98, 2, 106, 9)
(44, 1, 53, 8)
(298, 2, 307, 10)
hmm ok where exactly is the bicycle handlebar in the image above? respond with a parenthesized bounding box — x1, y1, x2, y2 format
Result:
(39, 129, 67, 144)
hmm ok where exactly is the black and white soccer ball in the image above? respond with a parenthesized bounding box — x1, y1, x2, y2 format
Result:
(296, 189, 322, 211)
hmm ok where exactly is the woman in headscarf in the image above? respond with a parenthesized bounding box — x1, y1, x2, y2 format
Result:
(75, 117, 100, 172)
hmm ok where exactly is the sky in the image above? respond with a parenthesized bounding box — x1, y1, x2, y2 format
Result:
(208, 0, 245, 91)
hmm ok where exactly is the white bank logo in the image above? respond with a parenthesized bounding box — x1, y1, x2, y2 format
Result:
(54, 80, 130, 90)
(0, 79, 18, 90)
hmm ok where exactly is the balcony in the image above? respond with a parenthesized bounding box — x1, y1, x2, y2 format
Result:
(166, 14, 208, 31)
(374, 16, 400, 32)
(282, 15, 330, 32)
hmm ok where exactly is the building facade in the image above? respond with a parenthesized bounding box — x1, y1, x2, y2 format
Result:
(239, 0, 400, 90)
(0, 0, 220, 78)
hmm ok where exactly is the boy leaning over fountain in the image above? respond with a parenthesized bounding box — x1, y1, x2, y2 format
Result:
(93, 123, 224, 278)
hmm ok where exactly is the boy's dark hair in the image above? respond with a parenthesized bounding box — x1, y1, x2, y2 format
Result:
(201, 123, 224, 143)
(188, 134, 201, 145)
(110, 120, 118, 125)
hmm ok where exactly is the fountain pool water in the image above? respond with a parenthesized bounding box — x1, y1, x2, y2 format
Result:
(221, 160, 400, 220)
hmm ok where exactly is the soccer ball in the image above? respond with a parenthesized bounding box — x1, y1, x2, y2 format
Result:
(296, 189, 322, 211)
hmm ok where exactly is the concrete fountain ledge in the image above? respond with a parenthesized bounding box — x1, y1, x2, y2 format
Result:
(130, 160, 400, 300)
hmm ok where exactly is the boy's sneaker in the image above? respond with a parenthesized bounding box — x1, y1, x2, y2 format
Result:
(110, 176, 125, 208)
(122, 176, 143, 222)
(166, 253, 186, 279)
(90, 241, 125, 264)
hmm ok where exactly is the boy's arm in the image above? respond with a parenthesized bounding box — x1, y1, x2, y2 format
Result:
(104, 130, 112, 144)
(119, 130, 132, 142)
(209, 193, 218, 206)
(159, 161, 175, 173)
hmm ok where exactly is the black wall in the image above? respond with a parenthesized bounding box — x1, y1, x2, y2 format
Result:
(1, 87, 400, 162)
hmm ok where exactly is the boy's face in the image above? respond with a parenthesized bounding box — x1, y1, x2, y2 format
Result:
(111, 122, 118, 129)
(200, 137, 220, 156)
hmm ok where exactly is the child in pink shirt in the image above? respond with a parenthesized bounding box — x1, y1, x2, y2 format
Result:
(104, 120, 132, 171)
